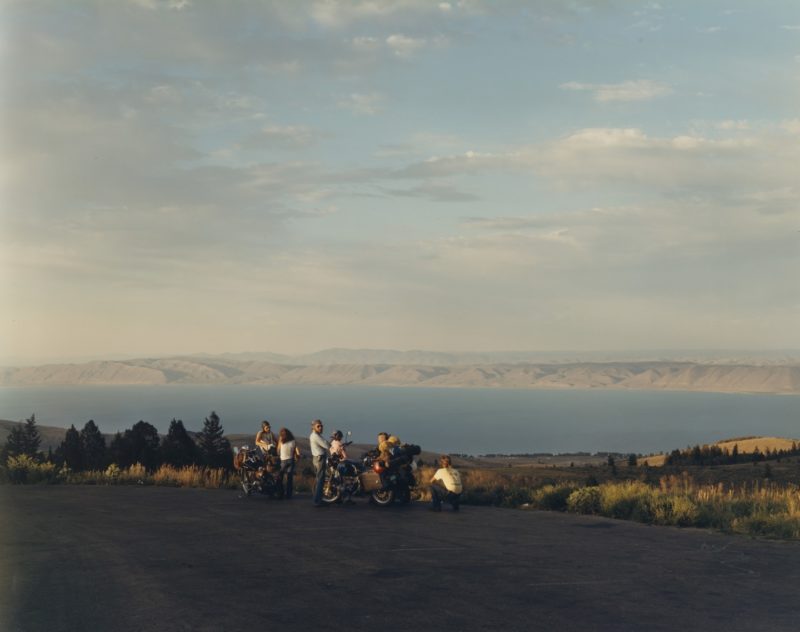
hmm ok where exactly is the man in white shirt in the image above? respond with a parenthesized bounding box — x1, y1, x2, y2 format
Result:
(430, 454, 463, 512)
(309, 419, 330, 507)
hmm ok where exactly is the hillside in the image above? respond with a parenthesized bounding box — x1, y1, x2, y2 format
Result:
(2, 357, 799, 393)
(642, 436, 799, 466)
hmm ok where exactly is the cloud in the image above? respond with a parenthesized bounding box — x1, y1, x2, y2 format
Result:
(338, 91, 385, 115)
(240, 124, 323, 149)
(382, 181, 479, 202)
(560, 79, 672, 102)
(385, 33, 427, 57)
(129, 0, 192, 10)
(715, 119, 750, 130)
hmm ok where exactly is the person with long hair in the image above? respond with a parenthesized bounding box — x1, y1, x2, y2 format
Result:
(276, 427, 300, 499)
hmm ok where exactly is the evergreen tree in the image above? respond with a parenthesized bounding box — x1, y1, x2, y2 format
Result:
(197, 411, 232, 469)
(60, 425, 84, 470)
(126, 421, 162, 470)
(109, 432, 129, 467)
(160, 419, 198, 467)
(2, 424, 27, 462)
(607, 455, 617, 476)
(80, 420, 107, 471)
(627, 453, 638, 467)
(23, 414, 42, 457)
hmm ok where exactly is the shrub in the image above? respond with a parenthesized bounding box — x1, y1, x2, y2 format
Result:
(733, 514, 800, 539)
(567, 487, 602, 514)
(5, 455, 62, 484)
(530, 484, 577, 511)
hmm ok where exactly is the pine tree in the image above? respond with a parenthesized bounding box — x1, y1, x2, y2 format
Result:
(109, 432, 129, 467)
(160, 419, 198, 467)
(23, 414, 42, 457)
(2, 424, 27, 462)
(60, 425, 84, 470)
(80, 420, 107, 471)
(197, 411, 232, 469)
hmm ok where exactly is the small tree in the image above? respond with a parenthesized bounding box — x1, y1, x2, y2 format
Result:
(607, 455, 617, 476)
(59, 425, 84, 470)
(627, 453, 638, 468)
(160, 419, 198, 467)
(197, 411, 232, 469)
(80, 420, 107, 471)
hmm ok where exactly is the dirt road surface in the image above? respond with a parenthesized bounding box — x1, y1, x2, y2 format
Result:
(2, 486, 799, 631)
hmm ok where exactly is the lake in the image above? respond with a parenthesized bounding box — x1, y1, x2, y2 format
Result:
(1, 385, 798, 455)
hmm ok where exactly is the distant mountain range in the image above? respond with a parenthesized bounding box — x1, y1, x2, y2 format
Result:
(2, 352, 799, 393)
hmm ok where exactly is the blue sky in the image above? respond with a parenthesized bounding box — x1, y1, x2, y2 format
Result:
(1, 0, 799, 364)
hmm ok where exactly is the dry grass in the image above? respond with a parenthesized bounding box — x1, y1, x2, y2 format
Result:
(63, 463, 239, 489)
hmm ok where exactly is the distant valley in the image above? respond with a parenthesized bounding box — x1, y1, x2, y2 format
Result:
(2, 355, 799, 394)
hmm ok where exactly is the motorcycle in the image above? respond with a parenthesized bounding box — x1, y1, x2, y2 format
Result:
(364, 446, 420, 506)
(321, 450, 364, 504)
(322, 437, 421, 506)
(233, 445, 283, 499)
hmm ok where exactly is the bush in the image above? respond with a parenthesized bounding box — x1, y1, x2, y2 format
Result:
(5, 455, 62, 484)
(733, 514, 800, 539)
(530, 484, 577, 511)
(567, 487, 602, 514)
(599, 481, 653, 520)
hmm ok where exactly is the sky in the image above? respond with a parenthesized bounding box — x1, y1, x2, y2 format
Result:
(1, 0, 799, 365)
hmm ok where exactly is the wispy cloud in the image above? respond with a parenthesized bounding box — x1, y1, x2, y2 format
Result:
(386, 33, 427, 58)
(338, 91, 385, 115)
(560, 80, 672, 102)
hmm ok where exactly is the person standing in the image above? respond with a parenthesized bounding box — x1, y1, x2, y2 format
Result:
(276, 427, 300, 499)
(309, 419, 329, 506)
(255, 420, 277, 456)
(429, 455, 463, 512)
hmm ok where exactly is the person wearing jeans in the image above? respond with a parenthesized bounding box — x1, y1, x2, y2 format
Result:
(277, 427, 299, 499)
(309, 419, 329, 506)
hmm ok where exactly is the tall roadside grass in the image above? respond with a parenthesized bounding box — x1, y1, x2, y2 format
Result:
(71, 464, 239, 489)
(562, 477, 800, 540)
(420, 465, 800, 539)
(0, 458, 239, 489)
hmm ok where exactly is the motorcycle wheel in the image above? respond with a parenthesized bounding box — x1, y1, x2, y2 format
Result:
(240, 471, 254, 497)
(370, 489, 395, 506)
(322, 473, 342, 504)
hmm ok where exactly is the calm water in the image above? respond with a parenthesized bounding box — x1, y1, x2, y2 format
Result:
(1, 385, 798, 455)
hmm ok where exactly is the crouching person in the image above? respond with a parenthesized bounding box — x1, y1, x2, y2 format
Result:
(429, 455, 463, 512)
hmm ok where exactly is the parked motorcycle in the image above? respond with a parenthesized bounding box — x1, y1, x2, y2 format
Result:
(233, 446, 283, 498)
(363, 446, 420, 506)
(322, 438, 421, 506)
(321, 450, 364, 503)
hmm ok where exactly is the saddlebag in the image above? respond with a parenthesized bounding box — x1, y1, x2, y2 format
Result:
(359, 470, 382, 492)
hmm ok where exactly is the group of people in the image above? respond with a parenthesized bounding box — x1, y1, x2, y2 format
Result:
(252, 419, 463, 511)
